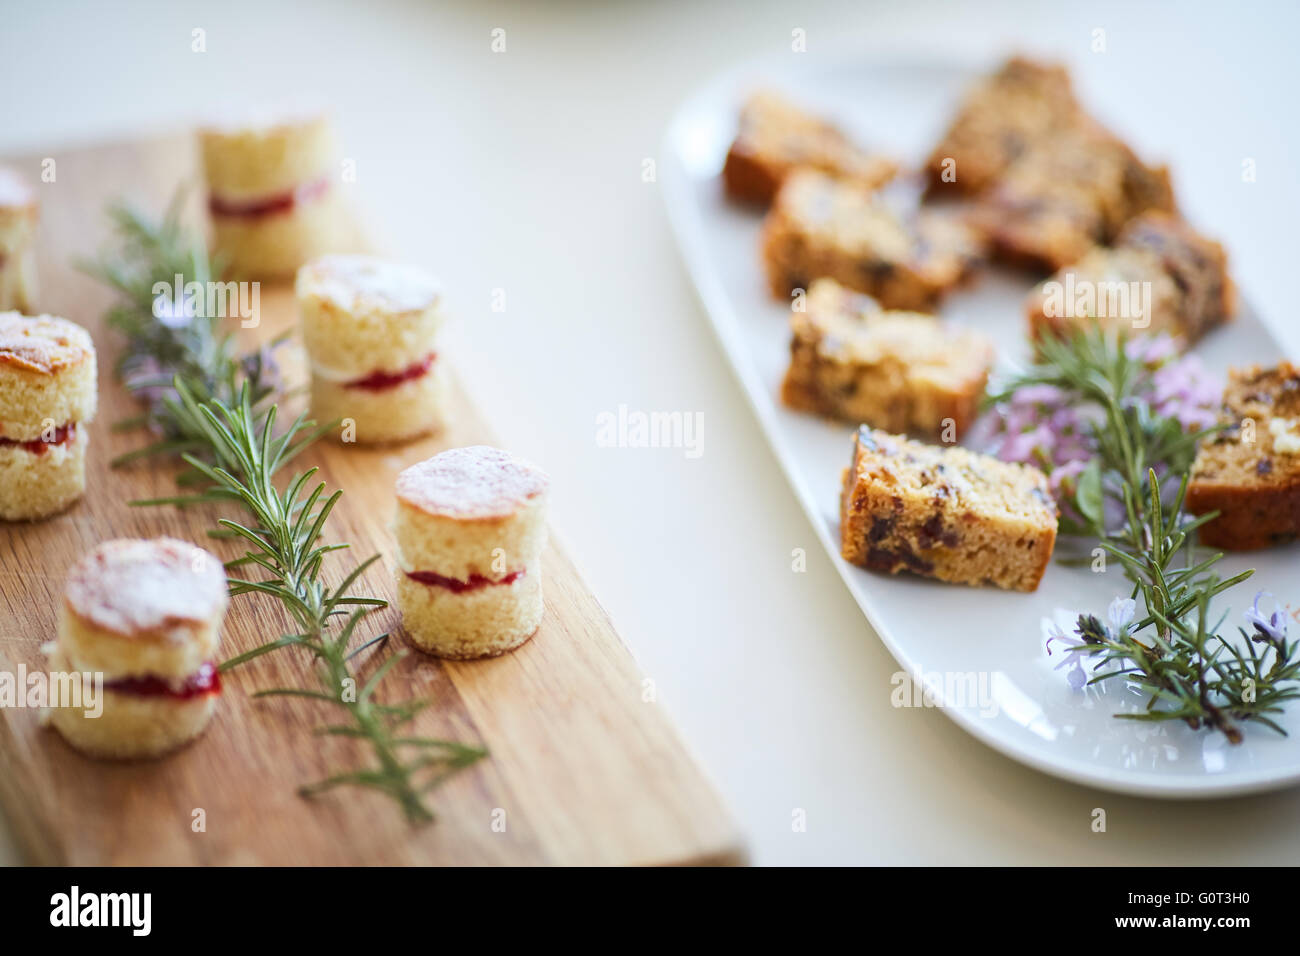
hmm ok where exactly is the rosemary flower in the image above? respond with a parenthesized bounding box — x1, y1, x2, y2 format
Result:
(1046, 617, 1094, 691)
(987, 333, 1219, 504)
(154, 292, 195, 329)
(1046, 624, 1089, 690)
(1107, 596, 1136, 637)
(1245, 591, 1288, 647)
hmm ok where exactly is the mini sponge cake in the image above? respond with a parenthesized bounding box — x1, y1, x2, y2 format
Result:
(0, 312, 97, 520)
(47, 538, 228, 759)
(394, 446, 549, 659)
(0, 168, 37, 312)
(297, 255, 445, 444)
(199, 108, 349, 278)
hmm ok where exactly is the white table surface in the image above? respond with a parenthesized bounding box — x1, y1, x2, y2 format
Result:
(2, 0, 1298, 866)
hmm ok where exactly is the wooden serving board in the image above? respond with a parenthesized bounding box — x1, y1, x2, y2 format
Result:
(0, 135, 743, 866)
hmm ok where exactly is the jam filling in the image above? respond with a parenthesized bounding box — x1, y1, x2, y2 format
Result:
(0, 422, 75, 455)
(345, 353, 436, 392)
(405, 568, 524, 594)
(208, 177, 329, 219)
(104, 661, 221, 700)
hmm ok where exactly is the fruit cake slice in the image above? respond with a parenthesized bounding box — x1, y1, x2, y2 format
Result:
(781, 279, 994, 438)
(761, 169, 980, 311)
(970, 123, 1175, 272)
(1188, 363, 1300, 549)
(924, 56, 1080, 196)
(1025, 211, 1233, 345)
(723, 91, 897, 205)
(840, 427, 1057, 591)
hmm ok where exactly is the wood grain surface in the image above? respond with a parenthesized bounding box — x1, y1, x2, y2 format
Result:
(0, 135, 743, 866)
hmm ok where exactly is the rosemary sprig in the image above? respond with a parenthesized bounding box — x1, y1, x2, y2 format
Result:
(78, 192, 278, 441)
(84, 197, 485, 820)
(993, 330, 1300, 741)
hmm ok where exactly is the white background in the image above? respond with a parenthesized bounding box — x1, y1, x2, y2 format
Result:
(2, 0, 1298, 865)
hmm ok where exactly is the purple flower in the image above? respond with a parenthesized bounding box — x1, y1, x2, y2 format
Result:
(962, 410, 1001, 453)
(1245, 591, 1288, 645)
(1048, 405, 1080, 432)
(1048, 458, 1087, 500)
(999, 423, 1056, 463)
(991, 370, 1092, 488)
(992, 334, 1222, 508)
(1107, 597, 1136, 638)
(1052, 436, 1091, 466)
(1013, 384, 1067, 406)
(153, 293, 195, 330)
(1148, 352, 1221, 433)
(1126, 334, 1179, 364)
(1000, 403, 1040, 437)
(1046, 621, 1089, 690)
(123, 356, 174, 406)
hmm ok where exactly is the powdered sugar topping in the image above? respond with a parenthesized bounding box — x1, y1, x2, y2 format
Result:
(64, 538, 228, 637)
(299, 255, 441, 315)
(0, 312, 93, 375)
(396, 446, 548, 519)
